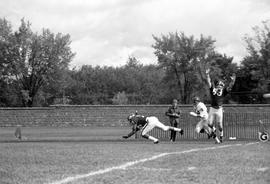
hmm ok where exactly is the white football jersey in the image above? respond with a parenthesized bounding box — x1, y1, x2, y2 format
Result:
(194, 102, 208, 119)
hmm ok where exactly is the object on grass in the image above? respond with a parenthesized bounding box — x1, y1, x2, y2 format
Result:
(263, 93, 270, 98)
(14, 127, 22, 140)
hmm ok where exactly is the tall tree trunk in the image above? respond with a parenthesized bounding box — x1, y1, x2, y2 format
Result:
(173, 64, 185, 103)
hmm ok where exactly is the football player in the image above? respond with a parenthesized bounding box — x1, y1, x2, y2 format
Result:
(122, 113, 184, 144)
(165, 99, 181, 142)
(206, 68, 236, 142)
(189, 96, 220, 143)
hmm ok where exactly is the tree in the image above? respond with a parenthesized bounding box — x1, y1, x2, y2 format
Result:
(0, 18, 75, 106)
(238, 20, 270, 103)
(0, 18, 16, 106)
(152, 32, 217, 103)
(0, 18, 13, 81)
(121, 57, 165, 104)
(112, 91, 128, 105)
(65, 57, 166, 105)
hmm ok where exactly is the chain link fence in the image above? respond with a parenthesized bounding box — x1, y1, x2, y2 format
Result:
(135, 112, 270, 141)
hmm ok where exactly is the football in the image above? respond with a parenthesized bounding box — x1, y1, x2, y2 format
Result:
(189, 112, 197, 117)
(263, 93, 270, 98)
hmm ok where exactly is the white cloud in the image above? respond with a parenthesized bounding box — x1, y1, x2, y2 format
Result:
(0, 0, 269, 66)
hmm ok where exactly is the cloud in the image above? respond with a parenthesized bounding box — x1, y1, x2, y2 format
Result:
(0, 0, 269, 67)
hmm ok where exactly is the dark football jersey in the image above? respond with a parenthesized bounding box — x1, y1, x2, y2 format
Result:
(210, 86, 228, 108)
(130, 115, 148, 127)
(166, 106, 181, 118)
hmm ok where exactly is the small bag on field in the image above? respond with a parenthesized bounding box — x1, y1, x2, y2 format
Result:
(14, 127, 22, 140)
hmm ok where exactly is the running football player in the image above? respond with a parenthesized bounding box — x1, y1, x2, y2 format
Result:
(122, 113, 184, 144)
(206, 68, 236, 142)
(189, 96, 220, 143)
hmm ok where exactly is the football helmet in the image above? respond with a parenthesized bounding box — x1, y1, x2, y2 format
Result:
(127, 113, 135, 122)
(215, 80, 225, 88)
(193, 96, 200, 103)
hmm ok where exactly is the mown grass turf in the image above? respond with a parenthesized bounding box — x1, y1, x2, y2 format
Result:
(0, 139, 269, 184)
(0, 127, 270, 184)
(0, 127, 131, 142)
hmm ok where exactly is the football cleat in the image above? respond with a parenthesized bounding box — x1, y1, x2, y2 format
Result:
(179, 129, 184, 135)
(154, 140, 159, 144)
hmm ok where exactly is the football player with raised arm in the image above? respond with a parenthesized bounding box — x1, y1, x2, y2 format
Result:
(206, 68, 236, 142)
(189, 96, 220, 143)
(122, 112, 184, 144)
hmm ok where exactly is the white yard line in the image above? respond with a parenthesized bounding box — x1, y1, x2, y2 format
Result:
(130, 166, 197, 172)
(129, 166, 172, 171)
(48, 142, 257, 184)
(245, 142, 260, 146)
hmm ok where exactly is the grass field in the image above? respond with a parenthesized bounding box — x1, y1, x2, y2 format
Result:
(0, 127, 270, 184)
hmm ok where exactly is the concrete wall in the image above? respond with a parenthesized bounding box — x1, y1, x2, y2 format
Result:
(0, 104, 269, 127)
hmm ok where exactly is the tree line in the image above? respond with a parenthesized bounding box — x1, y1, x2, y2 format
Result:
(0, 18, 269, 106)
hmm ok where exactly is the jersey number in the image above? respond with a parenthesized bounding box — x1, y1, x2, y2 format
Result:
(212, 88, 223, 96)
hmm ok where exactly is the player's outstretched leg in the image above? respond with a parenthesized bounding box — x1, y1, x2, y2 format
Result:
(147, 116, 184, 137)
(168, 126, 184, 135)
(141, 118, 159, 143)
(142, 134, 159, 144)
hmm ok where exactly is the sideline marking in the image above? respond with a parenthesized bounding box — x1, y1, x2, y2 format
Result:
(48, 142, 257, 184)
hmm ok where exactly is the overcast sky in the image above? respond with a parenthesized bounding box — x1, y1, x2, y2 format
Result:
(0, 0, 269, 67)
